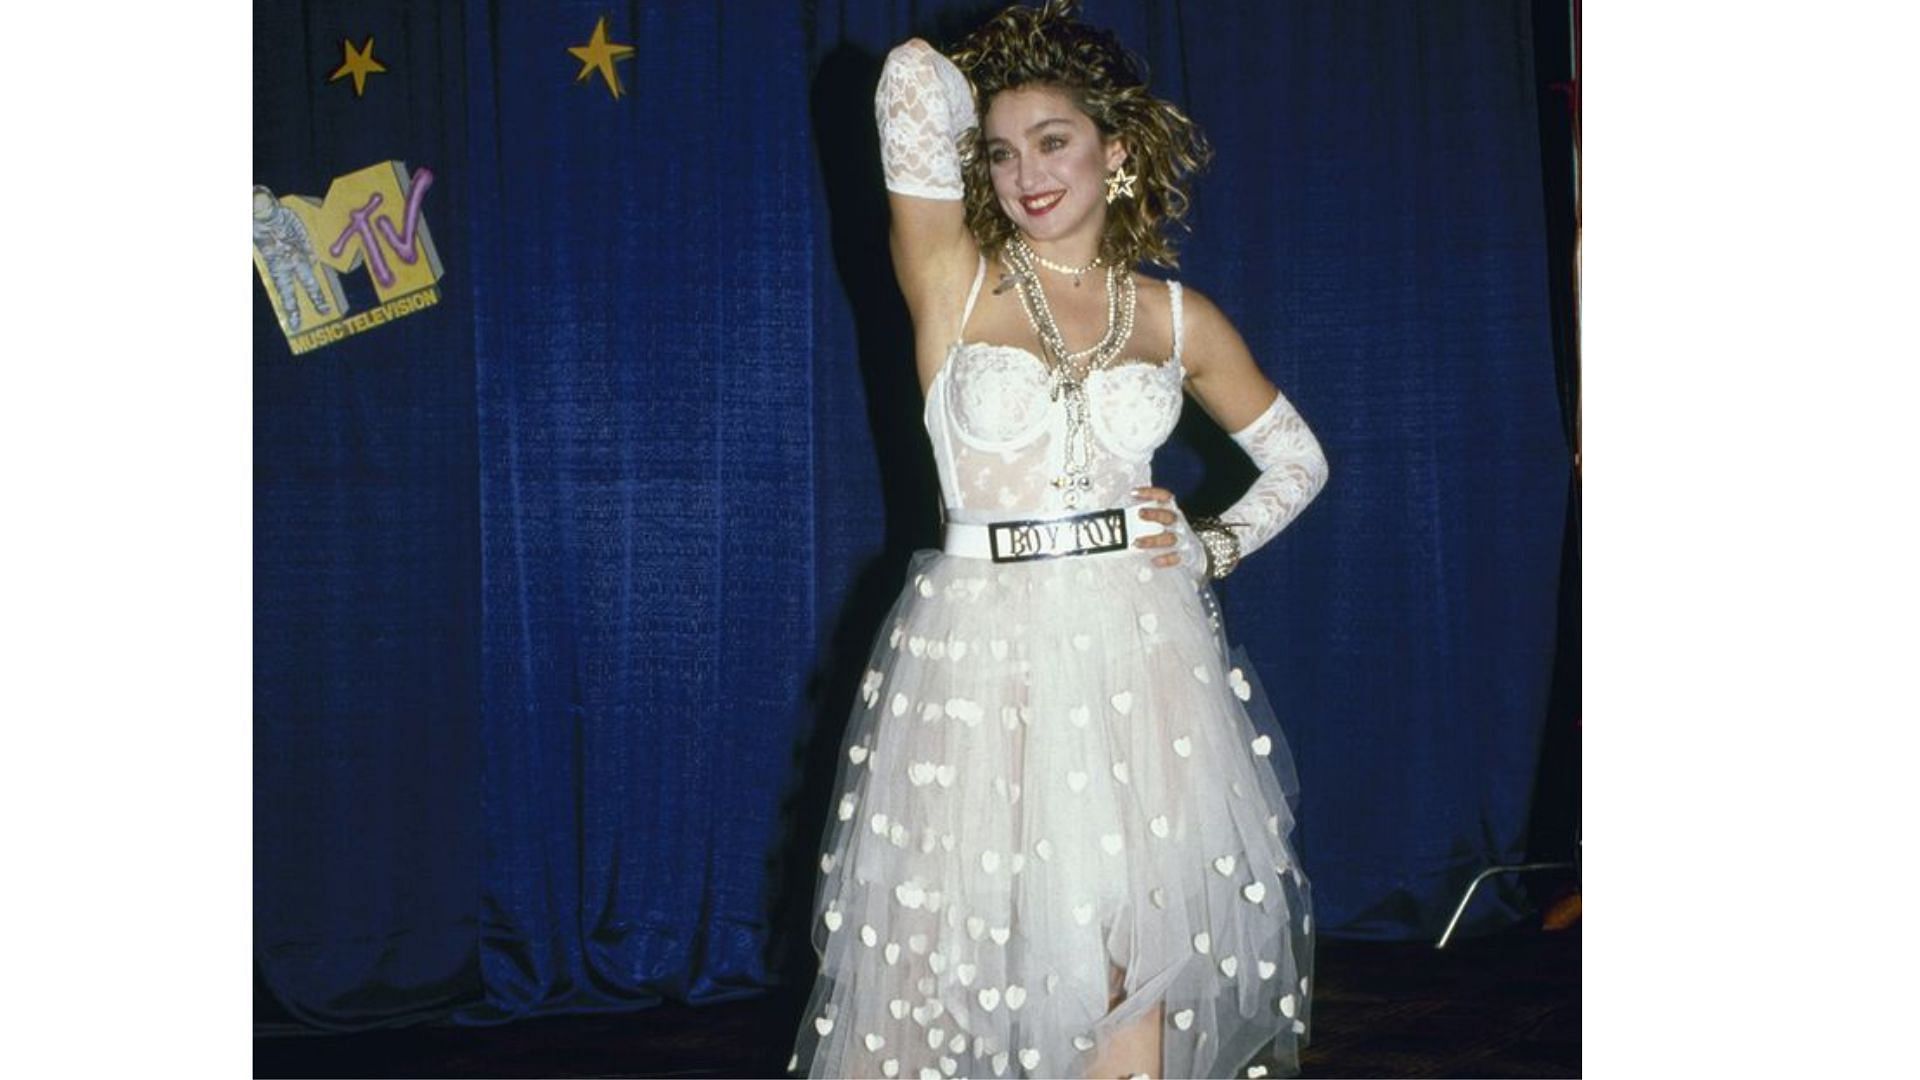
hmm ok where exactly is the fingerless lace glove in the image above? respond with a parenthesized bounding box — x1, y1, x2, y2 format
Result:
(1216, 388, 1329, 564)
(875, 39, 976, 200)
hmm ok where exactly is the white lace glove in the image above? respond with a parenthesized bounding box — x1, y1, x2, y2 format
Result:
(1217, 387, 1330, 564)
(1166, 497, 1211, 585)
(875, 39, 976, 200)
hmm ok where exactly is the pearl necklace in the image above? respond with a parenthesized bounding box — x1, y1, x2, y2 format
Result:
(997, 236, 1139, 506)
(998, 237, 1136, 381)
(1028, 247, 1103, 287)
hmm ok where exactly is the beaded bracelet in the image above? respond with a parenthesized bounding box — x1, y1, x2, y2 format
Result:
(1187, 516, 1243, 580)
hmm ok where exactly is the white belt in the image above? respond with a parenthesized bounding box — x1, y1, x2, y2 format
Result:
(942, 504, 1157, 563)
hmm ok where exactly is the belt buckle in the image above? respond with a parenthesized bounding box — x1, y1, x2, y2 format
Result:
(987, 509, 1129, 564)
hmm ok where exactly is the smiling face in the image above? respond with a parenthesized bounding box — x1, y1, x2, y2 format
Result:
(982, 84, 1127, 256)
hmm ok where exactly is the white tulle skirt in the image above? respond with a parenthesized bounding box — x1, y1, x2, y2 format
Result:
(791, 544, 1312, 1080)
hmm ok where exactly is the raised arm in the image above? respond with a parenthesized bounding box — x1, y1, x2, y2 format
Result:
(875, 39, 982, 356)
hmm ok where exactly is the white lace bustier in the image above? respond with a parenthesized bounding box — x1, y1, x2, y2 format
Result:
(924, 266, 1186, 515)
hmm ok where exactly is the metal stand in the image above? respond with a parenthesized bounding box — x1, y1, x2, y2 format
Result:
(1434, 858, 1575, 949)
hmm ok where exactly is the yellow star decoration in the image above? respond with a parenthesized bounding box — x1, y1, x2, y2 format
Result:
(329, 36, 387, 98)
(569, 16, 636, 100)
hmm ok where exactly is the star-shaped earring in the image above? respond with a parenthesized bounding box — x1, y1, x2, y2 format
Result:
(1104, 162, 1137, 205)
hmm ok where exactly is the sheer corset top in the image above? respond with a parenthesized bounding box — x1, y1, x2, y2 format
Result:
(923, 259, 1185, 515)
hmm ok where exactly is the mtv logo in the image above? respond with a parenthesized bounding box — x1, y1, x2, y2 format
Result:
(253, 161, 444, 355)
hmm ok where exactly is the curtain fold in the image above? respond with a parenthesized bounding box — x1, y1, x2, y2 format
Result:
(254, 0, 1566, 1028)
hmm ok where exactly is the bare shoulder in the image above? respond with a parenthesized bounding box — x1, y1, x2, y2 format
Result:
(1171, 285, 1251, 377)
(1172, 284, 1280, 433)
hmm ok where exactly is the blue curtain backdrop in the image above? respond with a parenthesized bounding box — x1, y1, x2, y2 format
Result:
(254, 0, 1567, 1029)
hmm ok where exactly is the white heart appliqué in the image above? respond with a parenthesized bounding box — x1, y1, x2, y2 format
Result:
(865, 1033, 886, 1052)
(1068, 705, 1091, 728)
(1110, 690, 1134, 715)
(1243, 881, 1268, 904)
(1067, 770, 1089, 793)
(1072, 1034, 1096, 1052)
(1258, 960, 1277, 980)
(1100, 833, 1123, 855)
(1149, 815, 1170, 838)
(1192, 931, 1211, 954)
(1219, 955, 1238, 977)
(1111, 761, 1131, 784)
(1072, 633, 1092, 651)
(823, 910, 842, 931)
(978, 987, 1000, 1011)
(1172, 736, 1193, 758)
(1251, 734, 1272, 757)
(1004, 984, 1027, 1009)
(1214, 855, 1238, 876)
(1172, 1009, 1194, 1031)
(1073, 902, 1094, 925)
(1019, 1049, 1041, 1070)
(1228, 667, 1252, 701)
(848, 744, 869, 764)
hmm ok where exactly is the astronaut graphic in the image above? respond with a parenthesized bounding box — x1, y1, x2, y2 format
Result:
(252, 186, 336, 332)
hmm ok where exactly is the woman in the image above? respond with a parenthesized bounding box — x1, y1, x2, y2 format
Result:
(792, 3, 1327, 1076)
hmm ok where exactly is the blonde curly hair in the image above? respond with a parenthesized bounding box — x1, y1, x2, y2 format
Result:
(948, 0, 1212, 270)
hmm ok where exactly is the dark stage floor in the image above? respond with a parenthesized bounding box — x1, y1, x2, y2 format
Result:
(255, 925, 1579, 1078)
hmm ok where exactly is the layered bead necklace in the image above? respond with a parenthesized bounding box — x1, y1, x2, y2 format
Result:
(997, 235, 1138, 506)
